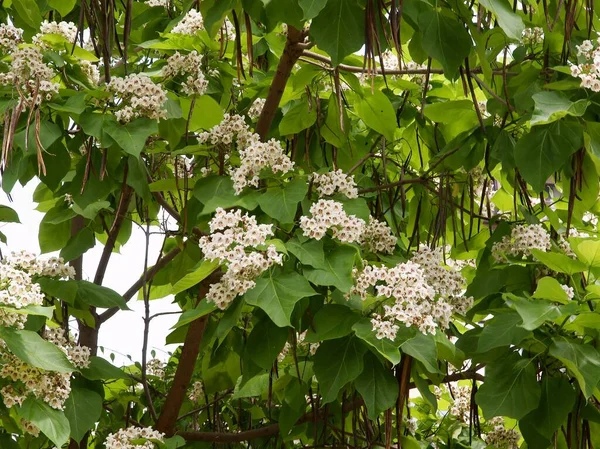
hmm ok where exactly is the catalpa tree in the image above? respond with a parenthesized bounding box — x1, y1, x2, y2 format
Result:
(0, 1, 599, 448)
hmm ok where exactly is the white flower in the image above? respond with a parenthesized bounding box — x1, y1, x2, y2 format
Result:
(107, 74, 167, 122)
(163, 51, 207, 96)
(521, 27, 544, 45)
(105, 426, 165, 449)
(311, 169, 358, 199)
(491, 224, 551, 262)
(171, 9, 204, 35)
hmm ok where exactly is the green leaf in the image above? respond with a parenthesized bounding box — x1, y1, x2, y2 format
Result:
(506, 296, 563, 331)
(60, 227, 96, 262)
(0, 205, 20, 223)
(171, 301, 216, 329)
(171, 259, 219, 295)
(313, 336, 367, 403)
(182, 96, 224, 132)
(0, 327, 74, 372)
(304, 304, 361, 343)
(476, 352, 541, 419)
(80, 356, 129, 380)
(586, 122, 600, 159)
(286, 237, 327, 269)
(311, 0, 365, 66)
(573, 239, 600, 267)
(244, 271, 317, 327)
(419, 10, 472, 76)
(423, 100, 477, 125)
(298, 0, 328, 19)
(64, 386, 103, 443)
(355, 90, 397, 141)
(76, 281, 130, 310)
(13, 0, 42, 29)
(400, 332, 440, 374)
(47, 0, 77, 16)
(549, 337, 600, 399)
(244, 316, 289, 370)
(279, 101, 317, 136)
(232, 373, 270, 399)
(479, 0, 525, 40)
(304, 245, 356, 292)
(19, 398, 70, 448)
(193, 175, 259, 214)
(520, 377, 576, 448)
(477, 312, 530, 352)
(258, 177, 308, 223)
(514, 121, 583, 192)
(530, 91, 589, 126)
(321, 94, 349, 147)
(530, 249, 586, 275)
(533, 277, 571, 304)
(352, 318, 403, 365)
(355, 352, 399, 418)
(103, 118, 158, 157)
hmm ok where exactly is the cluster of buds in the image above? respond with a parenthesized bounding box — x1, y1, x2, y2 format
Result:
(163, 51, 208, 96)
(189, 380, 204, 402)
(247, 98, 266, 120)
(199, 208, 283, 309)
(484, 417, 520, 449)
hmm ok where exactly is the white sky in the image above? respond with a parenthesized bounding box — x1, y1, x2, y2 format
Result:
(0, 181, 179, 366)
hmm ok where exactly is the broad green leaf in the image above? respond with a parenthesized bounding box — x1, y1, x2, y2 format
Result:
(80, 356, 129, 380)
(171, 301, 216, 329)
(476, 352, 541, 419)
(232, 373, 270, 399)
(0, 205, 20, 223)
(574, 239, 600, 267)
(182, 95, 224, 132)
(286, 237, 327, 269)
(533, 277, 571, 304)
(530, 91, 589, 126)
(13, 0, 42, 29)
(244, 316, 289, 370)
(47, 0, 77, 16)
(313, 336, 367, 403)
(311, 0, 365, 66)
(423, 100, 477, 125)
(355, 352, 399, 418)
(506, 296, 563, 331)
(76, 281, 130, 310)
(321, 94, 349, 147)
(103, 118, 158, 157)
(244, 271, 317, 327)
(479, 0, 525, 40)
(419, 11, 472, 76)
(171, 259, 219, 295)
(530, 249, 586, 275)
(193, 175, 259, 214)
(514, 121, 582, 192)
(355, 90, 396, 141)
(64, 386, 103, 443)
(19, 398, 70, 448)
(477, 312, 530, 352)
(304, 304, 361, 342)
(352, 318, 404, 365)
(0, 327, 74, 372)
(0, 305, 53, 319)
(60, 227, 96, 262)
(400, 332, 440, 374)
(257, 177, 308, 223)
(549, 338, 600, 399)
(520, 376, 576, 448)
(304, 245, 356, 292)
(586, 121, 600, 159)
(279, 101, 317, 136)
(298, 0, 328, 19)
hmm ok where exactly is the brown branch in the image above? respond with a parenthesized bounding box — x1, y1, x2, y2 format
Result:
(358, 177, 424, 194)
(97, 245, 182, 324)
(94, 175, 134, 285)
(155, 280, 214, 434)
(256, 26, 305, 139)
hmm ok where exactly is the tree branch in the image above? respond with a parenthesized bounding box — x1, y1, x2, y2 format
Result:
(256, 26, 305, 139)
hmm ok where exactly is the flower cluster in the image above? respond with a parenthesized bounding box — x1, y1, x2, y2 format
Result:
(0, 23, 23, 53)
(163, 51, 208, 96)
(362, 216, 397, 254)
(570, 37, 600, 92)
(6, 250, 75, 278)
(20, 419, 40, 437)
(146, 0, 168, 7)
(583, 211, 599, 227)
(171, 9, 204, 35)
(105, 427, 165, 449)
(521, 27, 544, 45)
(311, 169, 358, 199)
(448, 384, 472, 423)
(146, 358, 166, 379)
(484, 417, 520, 449)
(492, 224, 551, 262)
(80, 60, 100, 86)
(45, 328, 90, 369)
(0, 263, 45, 329)
(198, 113, 253, 146)
(0, 353, 71, 410)
(33, 21, 78, 47)
(248, 98, 266, 120)
(300, 200, 365, 244)
(107, 74, 167, 123)
(189, 380, 204, 402)
(199, 208, 283, 309)
(277, 331, 319, 362)
(0, 47, 60, 108)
